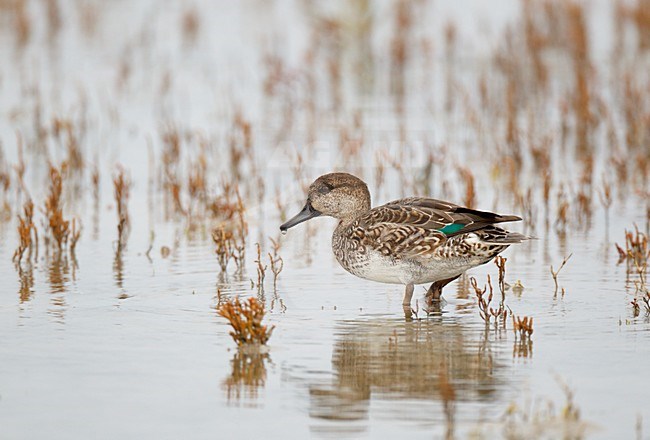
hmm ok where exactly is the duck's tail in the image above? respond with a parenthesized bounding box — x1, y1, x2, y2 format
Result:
(477, 226, 532, 244)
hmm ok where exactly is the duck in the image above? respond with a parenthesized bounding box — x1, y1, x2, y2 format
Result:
(280, 173, 528, 310)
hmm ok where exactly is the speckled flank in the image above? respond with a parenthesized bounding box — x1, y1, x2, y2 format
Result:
(333, 223, 513, 285)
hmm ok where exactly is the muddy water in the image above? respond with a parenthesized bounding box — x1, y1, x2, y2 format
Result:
(0, 1, 649, 439)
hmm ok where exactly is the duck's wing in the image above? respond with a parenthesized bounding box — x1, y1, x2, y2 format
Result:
(352, 197, 522, 259)
(376, 197, 522, 236)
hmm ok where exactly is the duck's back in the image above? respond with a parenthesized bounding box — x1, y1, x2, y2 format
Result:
(331, 197, 527, 285)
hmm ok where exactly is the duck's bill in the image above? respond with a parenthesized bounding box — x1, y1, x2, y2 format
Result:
(280, 202, 321, 232)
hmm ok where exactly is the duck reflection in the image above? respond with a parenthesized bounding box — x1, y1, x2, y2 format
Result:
(222, 349, 270, 403)
(309, 318, 505, 423)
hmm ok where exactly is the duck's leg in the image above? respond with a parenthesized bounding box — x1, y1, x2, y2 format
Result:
(402, 283, 414, 306)
(425, 275, 461, 301)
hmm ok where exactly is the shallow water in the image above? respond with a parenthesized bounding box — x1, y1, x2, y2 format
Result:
(1, 1, 649, 439)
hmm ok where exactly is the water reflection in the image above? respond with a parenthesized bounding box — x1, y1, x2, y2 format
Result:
(17, 263, 35, 302)
(113, 249, 125, 293)
(222, 349, 270, 403)
(269, 290, 286, 314)
(47, 253, 70, 294)
(513, 337, 533, 359)
(47, 254, 70, 323)
(309, 318, 505, 424)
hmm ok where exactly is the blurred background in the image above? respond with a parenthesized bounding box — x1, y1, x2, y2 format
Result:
(0, 1, 649, 439)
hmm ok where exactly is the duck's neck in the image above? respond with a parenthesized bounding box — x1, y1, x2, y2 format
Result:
(335, 209, 367, 231)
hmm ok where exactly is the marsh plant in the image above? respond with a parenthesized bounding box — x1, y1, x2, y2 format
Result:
(551, 253, 573, 297)
(470, 258, 511, 328)
(217, 296, 274, 347)
(12, 199, 37, 264)
(512, 315, 534, 340)
(253, 243, 267, 289)
(471, 258, 536, 344)
(268, 237, 283, 288)
(493, 380, 591, 439)
(615, 226, 649, 317)
(471, 275, 508, 328)
(212, 226, 245, 273)
(42, 165, 79, 256)
(113, 167, 131, 254)
(616, 226, 649, 273)
(212, 227, 235, 272)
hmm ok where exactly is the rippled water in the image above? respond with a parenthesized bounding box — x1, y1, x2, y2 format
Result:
(0, 1, 649, 439)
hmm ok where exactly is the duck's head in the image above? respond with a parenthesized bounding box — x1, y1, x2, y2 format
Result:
(280, 173, 371, 232)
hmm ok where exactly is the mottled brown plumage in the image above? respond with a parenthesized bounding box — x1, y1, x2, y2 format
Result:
(280, 173, 528, 311)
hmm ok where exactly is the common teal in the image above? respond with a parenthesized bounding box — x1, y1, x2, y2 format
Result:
(280, 173, 527, 309)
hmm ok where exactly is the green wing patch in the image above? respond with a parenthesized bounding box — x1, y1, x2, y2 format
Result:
(439, 223, 465, 235)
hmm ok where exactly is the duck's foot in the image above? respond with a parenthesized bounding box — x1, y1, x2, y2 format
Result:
(425, 275, 461, 302)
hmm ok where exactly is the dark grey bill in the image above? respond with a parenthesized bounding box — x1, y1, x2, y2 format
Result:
(280, 202, 321, 232)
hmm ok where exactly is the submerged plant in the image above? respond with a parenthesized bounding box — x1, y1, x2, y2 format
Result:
(217, 296, 274, 347)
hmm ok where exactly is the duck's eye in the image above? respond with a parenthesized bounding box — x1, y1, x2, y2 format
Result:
(317, 182, 334, 194)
